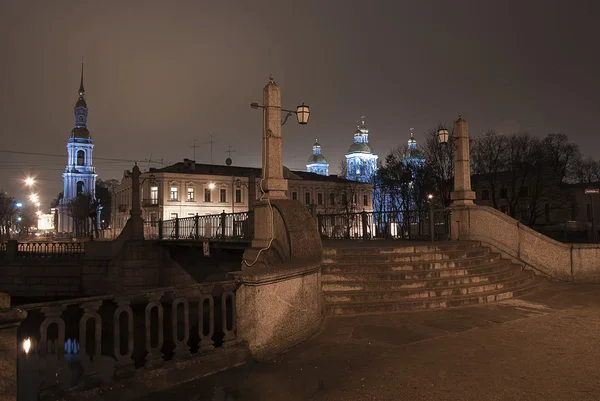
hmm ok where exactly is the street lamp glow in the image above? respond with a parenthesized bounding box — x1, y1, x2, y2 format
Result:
(24, 177, 35, 186)
(208, 183, 216, 189)
(35, 202, 41, 207)
(437, 128, 449, 144)
(22, 338, 31, 355)
(296, 103, 310, 125)
(29, 193, 39, 202)
(428, 194, 434, 200)
(15, 202, 23, 208)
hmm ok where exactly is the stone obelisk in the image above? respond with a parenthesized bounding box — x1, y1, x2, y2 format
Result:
(450, 115, 476, 206)
(261, 75, 288, 200)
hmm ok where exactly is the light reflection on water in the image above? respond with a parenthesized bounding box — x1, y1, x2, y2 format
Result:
(18, 338, 83, 401)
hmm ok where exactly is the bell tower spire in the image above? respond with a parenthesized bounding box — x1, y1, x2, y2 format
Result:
(78, 58, 85, 96)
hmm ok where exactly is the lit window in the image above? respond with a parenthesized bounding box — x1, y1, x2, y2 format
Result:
(150, 186, 158, 202)
(220, 188, 227, 203)
(187, 187, 195, 201)
(204, 188, 211, 202)
(170, 186, 178, 201)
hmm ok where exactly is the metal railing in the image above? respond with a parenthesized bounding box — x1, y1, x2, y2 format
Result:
(144, 211, 254, 241)
(317, 209, 451, 241)
(16, 282, 240, 400)
(15, 242, 86, 259)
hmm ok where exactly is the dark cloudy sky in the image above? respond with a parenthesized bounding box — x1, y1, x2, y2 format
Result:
(1, 0, 599, 206)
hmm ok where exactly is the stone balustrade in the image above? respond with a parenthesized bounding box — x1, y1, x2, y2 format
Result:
(15, 281, 240, 400)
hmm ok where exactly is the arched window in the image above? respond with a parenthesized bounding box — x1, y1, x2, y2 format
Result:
(77, 150, 85, 166)
(77, 181, 85, 195)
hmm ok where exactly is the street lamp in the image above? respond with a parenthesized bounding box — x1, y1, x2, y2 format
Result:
(250, 102, 310, 126)
(437, 128, 449, 144)
(24, 177, 35, 187)
(29, 193, 39, 203)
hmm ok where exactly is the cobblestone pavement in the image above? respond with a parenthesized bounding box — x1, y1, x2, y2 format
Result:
(137, 282, 600, 401)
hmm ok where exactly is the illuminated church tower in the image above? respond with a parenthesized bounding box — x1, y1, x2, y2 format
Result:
(57, 62, 98, 233)
(306, 139, 329, 176)
(402, 128, 425, 170)
(345, 117, 378, 183)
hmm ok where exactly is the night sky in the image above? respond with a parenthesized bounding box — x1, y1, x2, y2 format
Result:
(1, 0, 599, 207)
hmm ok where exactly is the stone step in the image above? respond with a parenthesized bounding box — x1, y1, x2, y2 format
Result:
(322, 253, 503, 273)
(324, 277, 546, 315)
(322, 265, 522, 292)
(324, 271, 535, 303)
(321, 260, 512, 282)
(322, 241, 480, 256)
(323, 247, 491, 264)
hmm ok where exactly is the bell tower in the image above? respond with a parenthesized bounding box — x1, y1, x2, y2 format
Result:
(57, 61, 98, 233)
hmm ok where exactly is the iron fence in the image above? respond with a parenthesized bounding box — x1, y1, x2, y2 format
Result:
(317, 209, 451, 241)
(145, 211, 254, 241)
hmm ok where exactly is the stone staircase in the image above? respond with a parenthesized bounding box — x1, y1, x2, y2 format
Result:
(322, 241, 545, 315)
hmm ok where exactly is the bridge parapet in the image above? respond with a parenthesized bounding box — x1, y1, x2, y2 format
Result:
(145, 211, 253, 241)
(14, 281, 246, 400)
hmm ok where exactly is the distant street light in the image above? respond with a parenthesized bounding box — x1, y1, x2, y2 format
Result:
(208, 183, 216, 190)
(24, 177, 35, 187)
(15, 202, 23, 208)
(29, 193, 39, 203)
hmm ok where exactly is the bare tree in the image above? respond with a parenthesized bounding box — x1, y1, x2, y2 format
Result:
(471, 130, 507, 208)
(0, 191, 17, 240)
(503, 133, 540, 218)
(573, 157, 600, 184)
(543, 133, 581, 183)
(422, 127, 454, 207)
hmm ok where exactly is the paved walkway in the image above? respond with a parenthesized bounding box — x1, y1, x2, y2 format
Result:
(139, 283, 600, 401)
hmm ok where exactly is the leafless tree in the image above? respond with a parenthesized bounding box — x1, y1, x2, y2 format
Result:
(0, 191, 17, 240)
(573, 157, 600, 185)
(471, 130, 507, 208)
(422, 127, 454, 207)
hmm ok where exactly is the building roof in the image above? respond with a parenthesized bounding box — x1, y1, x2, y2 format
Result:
(348, 142, 374, 153)
(148, 159, 361, 185)
(308, 153, 328, 164)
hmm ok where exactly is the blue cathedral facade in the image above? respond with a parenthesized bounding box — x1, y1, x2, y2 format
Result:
(345, 117, 378, 183)
(402, 130, 426, 170)
(306, 140, 329, 176)
(57, 63, 98, 233)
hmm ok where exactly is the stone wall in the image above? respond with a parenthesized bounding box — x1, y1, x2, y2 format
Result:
(0, 261, 83, 300)
(455, 205, 600, 282)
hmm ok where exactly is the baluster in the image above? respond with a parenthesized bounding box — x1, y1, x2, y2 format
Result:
(113, 297, 135, 379)
(144, 291, 164, 369)
(171, 295, 190, 359)
(198, 294, 214, 352)
(38, 305, 66, 394)
(221, 288, 237, 347)
(78, 300, 103, 381)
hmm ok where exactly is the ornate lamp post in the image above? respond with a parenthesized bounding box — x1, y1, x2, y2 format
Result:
(438, 115, 475, 206)
(249, 75, 310, 200)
